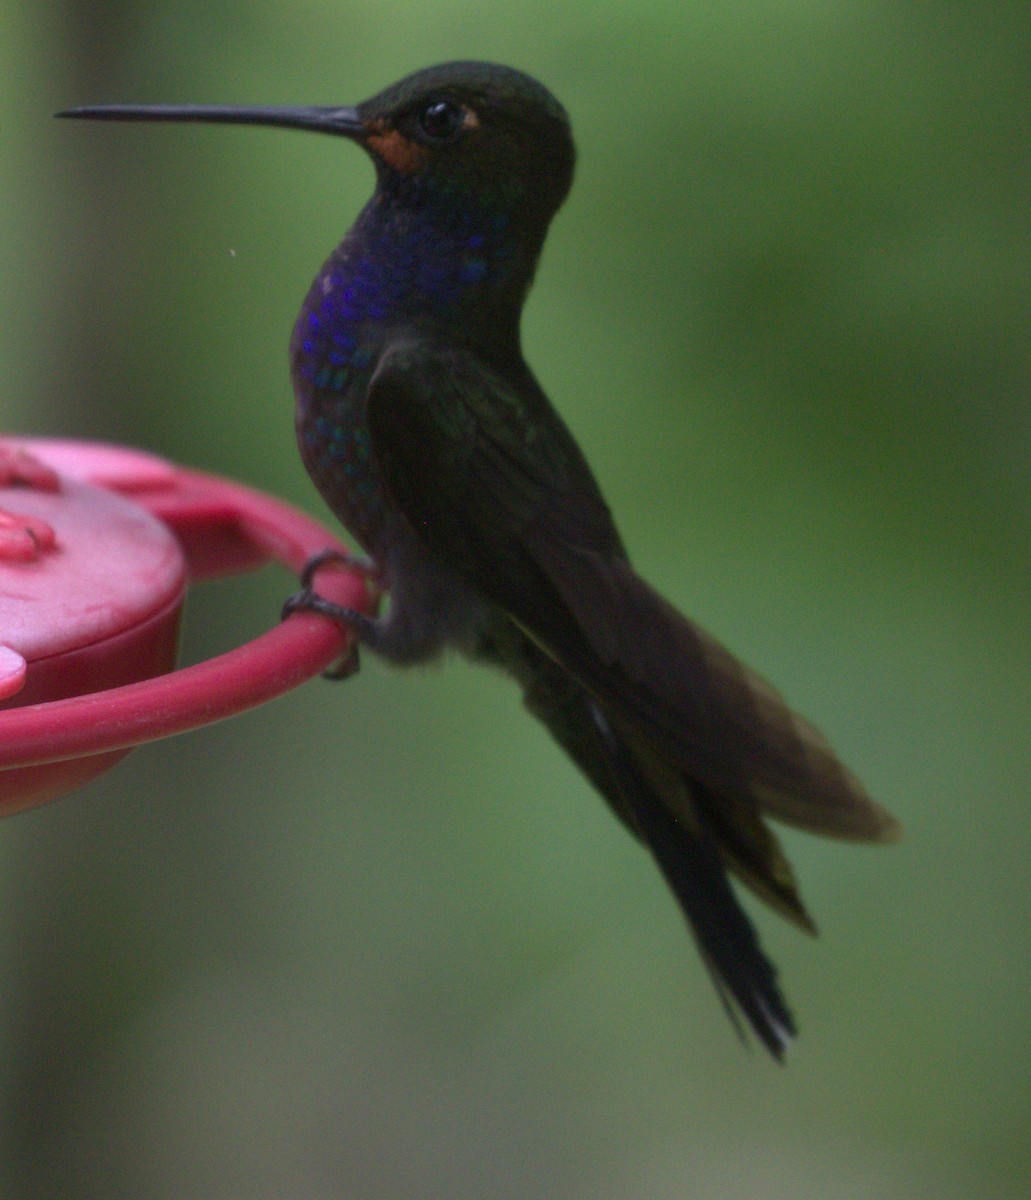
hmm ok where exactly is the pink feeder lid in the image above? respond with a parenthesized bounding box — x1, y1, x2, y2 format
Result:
(0, 477, 186, 708)
(0, 438, 372, 816)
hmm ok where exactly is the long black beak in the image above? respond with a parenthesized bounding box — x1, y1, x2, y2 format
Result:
(55, 104, 365, 140)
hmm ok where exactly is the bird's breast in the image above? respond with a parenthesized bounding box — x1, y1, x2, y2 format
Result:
(290, 257, 393, 552)
(288, 206, 515, 552)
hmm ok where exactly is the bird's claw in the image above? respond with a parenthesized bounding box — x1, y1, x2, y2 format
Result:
(323, 645, 361, 680)
(281, 587, 364, 680)
(297, 547, 377, 591)
(282, 549, 379, 680)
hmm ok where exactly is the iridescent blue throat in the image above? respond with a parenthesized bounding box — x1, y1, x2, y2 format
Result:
(295, 178, 520, 396)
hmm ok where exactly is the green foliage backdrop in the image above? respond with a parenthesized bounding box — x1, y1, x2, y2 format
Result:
(2, 3, 1028, 1197)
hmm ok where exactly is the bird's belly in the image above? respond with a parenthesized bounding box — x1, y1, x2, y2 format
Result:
(295, 384, 491, 663)
(373, 515, 495, 663)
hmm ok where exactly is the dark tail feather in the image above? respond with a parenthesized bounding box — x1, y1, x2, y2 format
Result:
(588, 705, 796, 1060)
(507, 631, 794, 1058)
(630, 774, 796, 1058)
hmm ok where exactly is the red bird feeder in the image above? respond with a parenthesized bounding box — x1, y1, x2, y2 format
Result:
(0, 438, 372, 816)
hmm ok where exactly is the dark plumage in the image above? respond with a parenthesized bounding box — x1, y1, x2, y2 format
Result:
(59, 62, 900, 1058)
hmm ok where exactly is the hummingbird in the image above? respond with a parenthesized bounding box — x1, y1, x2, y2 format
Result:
(59, 61, 899, 1059)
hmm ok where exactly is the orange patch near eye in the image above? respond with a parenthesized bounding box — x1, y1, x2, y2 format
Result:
(365, 123, 430, 173)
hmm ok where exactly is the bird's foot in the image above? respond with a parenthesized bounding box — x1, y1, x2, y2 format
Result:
(296, 547, 378, 591)
(281, 548, 380, 680)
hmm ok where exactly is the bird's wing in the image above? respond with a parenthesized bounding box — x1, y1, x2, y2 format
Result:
(367, 338, 899, 843)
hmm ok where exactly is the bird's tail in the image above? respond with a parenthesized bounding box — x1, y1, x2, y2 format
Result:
(586, 700, 795, 1058)
(513, 639, 795, 1058)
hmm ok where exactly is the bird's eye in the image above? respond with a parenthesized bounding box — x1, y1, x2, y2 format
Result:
(418, 99, 467, 143)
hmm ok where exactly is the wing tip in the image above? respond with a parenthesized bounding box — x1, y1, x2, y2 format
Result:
(871, 808, 904, 843)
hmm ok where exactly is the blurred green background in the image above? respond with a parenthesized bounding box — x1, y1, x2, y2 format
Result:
(2, 2, 1028, 1197)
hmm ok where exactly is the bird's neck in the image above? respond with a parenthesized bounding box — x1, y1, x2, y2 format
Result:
(325, 173, 544, 358)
